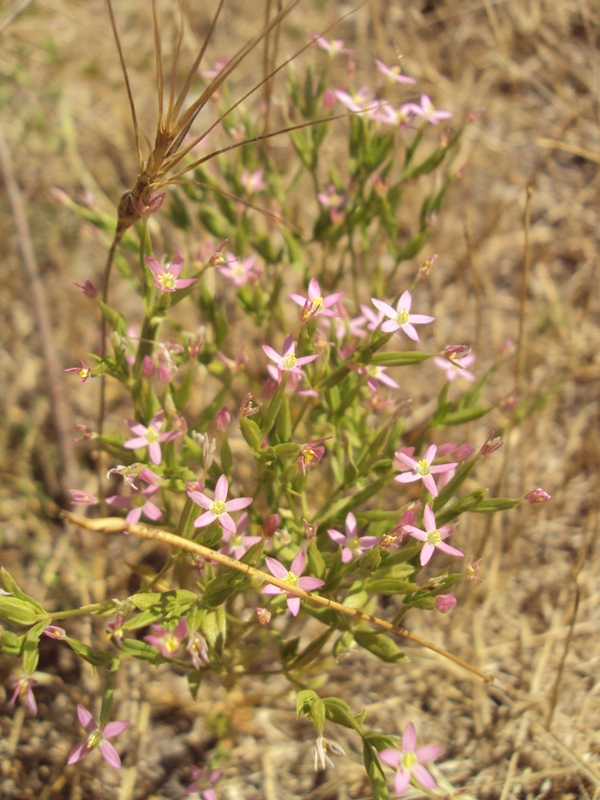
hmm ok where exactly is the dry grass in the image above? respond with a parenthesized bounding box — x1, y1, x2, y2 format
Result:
(0, 0, 599, 798)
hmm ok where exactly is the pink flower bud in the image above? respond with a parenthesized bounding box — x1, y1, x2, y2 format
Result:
(434, 594, 457, 614)
(524, 488, 551, 504)
(215, 407, 232, 431)
(43, 625, 66, 639)
(74, 279, 98, 298)
(263, 514, 280, 538)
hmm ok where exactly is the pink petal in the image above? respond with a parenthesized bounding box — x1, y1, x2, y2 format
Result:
(214, 475, 229, 502)
(381, 320, 401, 333)
(125, 507, 142, 524)
(225, 497, 253, 512)
(379, 748, 401, 768)
(437, 542, 464, 558)
(262, 345, 281, 364)
(188, 491, 212, 510)
(281, 335, 295, 356)
(328, 529, 347, 546)
(148, 441, 162, 465)
(420, 543, 434, 565)
(143, 501, 163, 521)
(290, 292, 308, 307)
(429, 462, 458, 474)
(287, 596, 301, 616)
(169, 251, 184, 277)
(422, 474, 439, 496)
(124, 435, 148, 450)
(402, 722, 417, 751)
(144, 257, 163, 278)
(371, 298, 396, 318)
(262, 584, 285, 596)
(295, 354, 320, 366)
(404, 526, 426, 541)
(345, 513, 357, 537)
(98, 739, 122, 769)
(290, 549, 307, 575)
(423, 504, 436, 531)
(67, 740, 89, 765)
(194, 511, 216, 528)
(413, 763, 437, 789)
(395, 452, 418, 469)
(77, 704, 97, 733)
(395, 473, 420, 485)
(102, 720, 130, 739)
(400, 322, 420, 341)
(394, 767, 411, 796)
(416, 744, 444, 762)
(408, 313, 435, 324)
(298, 577, 325, 590)
(174, 278, 196, 289)
(265, 557, 288, 580)
(218, 512, 236, 534)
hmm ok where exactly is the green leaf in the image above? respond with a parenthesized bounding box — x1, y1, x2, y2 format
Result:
(363, 741, 389, 800)
(353, 629, 408, 664)
(66, 637, 119, 668)
(201, 607, 227, 655)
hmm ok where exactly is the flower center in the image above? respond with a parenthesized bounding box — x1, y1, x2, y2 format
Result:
(162, 633, 180, 654)
(281, 354, 297, 370)
(282, 570, 299, 588)
(158, 272, 176, 290)
(395, 308, 410, 325)
(416, 458, 431, 476)
(145, 426, 159, 444)
(211, 500, 226, 516)
(230, 533, 242, 546)
(87, 730, 103, 751)
(401, 751, 417, 771)
(426, 529, 441, 546)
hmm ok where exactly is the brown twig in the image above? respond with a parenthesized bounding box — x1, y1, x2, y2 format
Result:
(61, 510, 492, 683)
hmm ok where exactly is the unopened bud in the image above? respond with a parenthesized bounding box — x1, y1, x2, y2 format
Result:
(524, 488, 551, 504)
(215, 407, 232, 432)
(263, 514, 280, 538)
(434, 594, 457, 614)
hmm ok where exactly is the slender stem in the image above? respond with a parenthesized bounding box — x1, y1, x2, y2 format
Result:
(51, 602, 113, 620)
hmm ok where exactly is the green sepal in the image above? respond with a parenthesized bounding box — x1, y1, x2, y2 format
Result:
(363, 740, 389, 800)
(0, 628, 23, 655)
(364, 578, 414, 595)
(0, 569, 46, 613)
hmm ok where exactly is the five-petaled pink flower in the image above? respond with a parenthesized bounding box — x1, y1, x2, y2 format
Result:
(372, 292, 435, 342)
(263, 336, 319, 382)
(187, 474, 252, 534)
(379, 721, 444, 796)
(262, 550, 325, 616)
(327, 512, 379, 563)
(106, 482, 163, 525)
(299, 436, 332, 476)
(374, 58, 416, 85)
(185, 766, 222, 799)
(290, 278, 344, 323)
(132, 192, 166, 218)
(124, 410, 181, 465)
(219, 512, 261, 559)
(313, 36, 351, 56)
(144, 618, 188, 657)
(67, 704, 130, 769)
(400, 94, 453, 125)
(144, 251, 196, 293)
(8, 674, 37, 716)
(64, 360, 92, 384)
(403, 504, 463, 566)
(395, 444, 457, 498)
(433, 351, 476, 382)
(218, 255, 262, 286)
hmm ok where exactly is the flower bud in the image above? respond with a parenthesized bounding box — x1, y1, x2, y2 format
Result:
(434, 594, 457, 614)
(0, 597, 45, 626)
(524, 488, 551, 504)
(263, 514, 280, 538)
(215, 407, 232, 431)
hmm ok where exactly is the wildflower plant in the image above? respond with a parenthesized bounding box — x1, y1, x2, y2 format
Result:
(0, 3, 554, 798)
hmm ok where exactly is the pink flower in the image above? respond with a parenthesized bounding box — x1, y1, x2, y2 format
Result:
(186, 631, 209, 669)
(317, 185, 347, 224)
(333, 87, 370, 112)
(433, 350, 476, 382)
(524, 488, 551, 504)
(360, 303, 385, 331)
(64, 360, 92, 383)
(187, 474, 252, 534)
(74, 279, 98, 298)
(290, 278, 344, 323)
(313, 36, 351, 55)
(144, 251, 196, 292)
(144, 618, 188, 657)
(106, 483, 163, 525)
(256, 607, 271, 625)
(218, 254, 262, 286)
(70, 490, 98, 506)
(43, 625, 66, 639)
(132, 192, 166, 218)
(374, 58, 416, 85)
(299, 436, 333, 476)
(215, 407, 232, 431)
(400, 94, 453, 125)
(8, 674, 37, 715)
(219, 512, 261, 559)
(354, 364, 400, 392)
(394, 444, 457, 498)
(403, 504, 463, 566)
(327, 512, 379, 563)
(241, 168, 266, 194)
(185, 767, 222, 800)
(434, 594, 457, 613)
(262, 550, 324, 616)
(124, 410, 181, 465)
(465, 555, 483, 582)
(262, 336, 319, 382)
(67, 705, 130, 769)
(379, 721, 444, 796)
(372, 292, 434, 342)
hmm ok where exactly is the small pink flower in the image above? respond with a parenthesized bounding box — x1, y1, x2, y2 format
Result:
(333, 87, 370, 113)
(374, 58, 416, 85)
(241, 168, 266, 194)
(317, 185, 347, 224)
(299, 436, 333, 476)
(434, 594, 457, 614)
(124, 410, 181, 465)
(372, 292, 434, 342)
(144, 618, 188, 658)
(67, 705, 130, 769)
(394, 444, 457, 498)
(290, 277, 344, 323)
(185, 766, 222, 799)
(188, 474, 252, 534)
(262, 550, 325, 616)
(218, 255, 262, 286)
(187, 631, 209, 669)
(256, 607, 271, 625)
(219, 512, 261, 559)
(524, 488, 551, 504)
(43, 625, 66, 639)
(465, 555, 483, 582)
(354, 364, 400, 392)
(74, 279, 98, 298)
(144, 251, 196, 293)
(132, 192, 166, 218)
(379, 721, 444, 796)
(215, 407, 232, 431)
(327, 512, 379, 563)
(480, 431, 503, 456)
(70, 490, 98, 506)
(400, 94, 453, 125)
(106, 483, 163, 525)
(433, 349, 476, 382)
(262, 514, 280, 538)
(64, 360, 92, 384)
(262, 335, 319, 382)
(403, 504, 463, 566)
(8, 674, 37, 716)
(313, 36, 351, 55)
